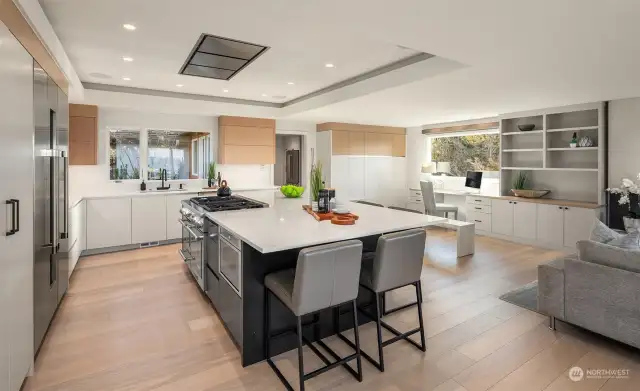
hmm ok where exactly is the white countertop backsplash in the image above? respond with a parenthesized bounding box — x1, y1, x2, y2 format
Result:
(206, 192, 446, 253)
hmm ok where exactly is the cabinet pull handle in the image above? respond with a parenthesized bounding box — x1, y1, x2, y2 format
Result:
(5, 200, 16, 236)
(475, 207, 482, 210)
(513, 202, 517, 204)
(558, 206, 563, 210)
(474, 220, 482, 223)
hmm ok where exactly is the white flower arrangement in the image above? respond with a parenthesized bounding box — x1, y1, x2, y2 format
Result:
(607, 175, 640, 217)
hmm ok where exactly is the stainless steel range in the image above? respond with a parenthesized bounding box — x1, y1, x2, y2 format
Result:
(179, 195, 266, 291)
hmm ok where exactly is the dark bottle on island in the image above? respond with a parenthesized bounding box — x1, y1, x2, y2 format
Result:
(140, 180, 146, 191)
(217, 172, 222, 187)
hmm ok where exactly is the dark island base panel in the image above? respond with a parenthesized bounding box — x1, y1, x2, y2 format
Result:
(241, 234, 382, 367)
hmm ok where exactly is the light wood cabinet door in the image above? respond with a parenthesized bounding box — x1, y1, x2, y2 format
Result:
(391, 134, 406, 157)
(365, 133, 393, 156)
(331, 130, 350, 155)
(221, 126, 274, 146)
(69, 116, 97, 165)
(221, 145, 275, 164)
(491, 199, 514, 236)
(348, 131, 365, 155)
(563, 207, 596, 248)
(131, 196, 167, 244)
(536, 204, 564, 247)
(513, 201, 537, 240)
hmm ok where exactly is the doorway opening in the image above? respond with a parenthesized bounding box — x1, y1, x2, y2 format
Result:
(275, 134, 303, 186)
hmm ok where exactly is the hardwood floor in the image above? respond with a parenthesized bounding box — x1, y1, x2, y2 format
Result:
(23, 229, 640, 391)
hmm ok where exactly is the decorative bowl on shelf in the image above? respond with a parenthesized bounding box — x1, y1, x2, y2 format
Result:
(511, 189, 550, 198)
(280, 184, 305, 198)
(517, 124, 536, 132)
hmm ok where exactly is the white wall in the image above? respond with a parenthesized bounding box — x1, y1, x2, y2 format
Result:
(608, 98, 640, 186)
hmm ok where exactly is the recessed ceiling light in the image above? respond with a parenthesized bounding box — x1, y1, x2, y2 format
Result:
(123, 24, 136, 31)
(176, 84, 183, 87)
(287, 82, 294, 85)
(223, 89, 229, 93)
(122, 77, 131, 81)
(261, 93, 268, 97)
(122, 56, 133, 62)
(325, 63, 335, 68)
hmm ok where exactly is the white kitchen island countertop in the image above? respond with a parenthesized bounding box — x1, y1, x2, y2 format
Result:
(206, 192, 446, 253)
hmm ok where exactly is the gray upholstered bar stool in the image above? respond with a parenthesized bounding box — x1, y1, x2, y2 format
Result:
(338, 228, 427, 372)
(264, 240, 364, 391)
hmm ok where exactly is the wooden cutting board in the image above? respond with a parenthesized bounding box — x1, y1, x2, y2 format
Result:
(302, 205, 359, 225)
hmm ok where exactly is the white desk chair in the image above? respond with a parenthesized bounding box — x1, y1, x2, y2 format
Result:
(420, 181, 459, 219)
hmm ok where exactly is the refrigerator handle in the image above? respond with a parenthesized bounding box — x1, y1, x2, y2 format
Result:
(13, 199, 19, 233)
(5, 200, 16, 236)
(61, 152, 68, 239)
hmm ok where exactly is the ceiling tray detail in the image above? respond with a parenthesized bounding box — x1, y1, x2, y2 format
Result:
(179, 34, 269, 80)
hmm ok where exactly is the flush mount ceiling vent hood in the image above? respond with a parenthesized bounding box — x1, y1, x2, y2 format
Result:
(179, 34, 269, 80)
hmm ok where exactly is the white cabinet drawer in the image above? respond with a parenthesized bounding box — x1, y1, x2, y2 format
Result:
(468, 211, 492, 232)
(466, 196, 492, 206)
(408, 195, 423, 203)
(468, 204, 492, 214)
(406, 201, 424, 213)
(409, 189, 422, 198)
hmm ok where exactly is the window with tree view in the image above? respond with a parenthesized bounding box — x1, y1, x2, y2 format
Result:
(109, 130, 140, 180)
(147, 130, 210, 180)
(431, 133, 499, 176)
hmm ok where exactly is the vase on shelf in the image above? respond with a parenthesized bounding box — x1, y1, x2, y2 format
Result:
(569, 132, 578, 148)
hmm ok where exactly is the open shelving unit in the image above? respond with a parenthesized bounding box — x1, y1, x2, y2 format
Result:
(499, 102, 606, 204)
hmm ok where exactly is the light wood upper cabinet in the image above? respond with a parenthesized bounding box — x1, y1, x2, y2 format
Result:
(365, 133, 393, 156)
(392, 134, 406, 157)
(69, 104, 98, 165)
(331, 130, 350, 155)
(218, 116, 275, 164)
(349, 131, 365, 155)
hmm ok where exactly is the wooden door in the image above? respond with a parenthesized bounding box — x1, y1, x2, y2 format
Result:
(491, 199, 514, 236)
(331, 130, 349, 155)
(536, 203, 564, 247)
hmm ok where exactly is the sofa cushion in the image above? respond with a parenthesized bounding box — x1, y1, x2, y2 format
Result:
(590, 219, 622, 244)
(577, 240, 640, 273)
(608, 231, 640, 249)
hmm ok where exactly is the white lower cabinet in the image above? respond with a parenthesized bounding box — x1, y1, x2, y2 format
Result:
(87, 198, 132, 249)
(513, 201, 537, 240)
(69, 200, 86, 274)
(491, 199, 514, 236)
(132, 196, 167, 243)
(563, 206, 596, 248)
(537, 204, 565, 247)
(166, 194, 191, 240)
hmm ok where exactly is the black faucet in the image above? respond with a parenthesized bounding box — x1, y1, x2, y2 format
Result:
(157, 169, 170, 190)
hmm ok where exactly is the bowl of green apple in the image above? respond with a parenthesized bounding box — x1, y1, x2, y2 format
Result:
(280, 184, 305, 198)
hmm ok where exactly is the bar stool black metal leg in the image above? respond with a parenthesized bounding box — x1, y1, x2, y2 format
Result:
(351, 300, 363, 381)
(415, 282, 426, 352)
(374, 292, 385, 372)
(296, 316, 305, 391)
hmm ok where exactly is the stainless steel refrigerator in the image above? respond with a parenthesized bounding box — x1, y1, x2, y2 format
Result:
(33, 61, 69, 352)
(285, 149, 300, 185)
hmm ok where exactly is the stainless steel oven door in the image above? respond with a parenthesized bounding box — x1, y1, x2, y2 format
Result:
(179, 219, 204, 290)
(219, 236, 241, 297)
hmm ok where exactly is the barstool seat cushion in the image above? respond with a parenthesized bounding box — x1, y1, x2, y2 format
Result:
(265, 268, 296, 311)
(435, 203, 458, 211)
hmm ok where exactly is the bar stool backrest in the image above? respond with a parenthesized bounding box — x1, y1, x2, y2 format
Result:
(292, 240, 363, 315)
(372, 228, 426, 293)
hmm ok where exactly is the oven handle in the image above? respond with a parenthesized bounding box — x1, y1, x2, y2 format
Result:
(178, 219, 203, 240)
(178, 249, 194, 262)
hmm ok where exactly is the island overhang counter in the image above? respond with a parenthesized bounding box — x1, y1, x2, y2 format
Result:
(203, 192, 446, 367)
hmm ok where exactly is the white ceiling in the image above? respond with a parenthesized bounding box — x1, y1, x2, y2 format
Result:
(39, 0, 420, 102)
(40, 0, 640, 127)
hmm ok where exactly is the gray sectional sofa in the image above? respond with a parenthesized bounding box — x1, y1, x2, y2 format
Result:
(538, 240, 640, 349)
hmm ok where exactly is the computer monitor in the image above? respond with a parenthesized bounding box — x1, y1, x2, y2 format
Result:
(465, 171, 483, 189)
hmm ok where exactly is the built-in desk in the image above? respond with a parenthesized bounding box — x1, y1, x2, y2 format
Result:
(406, 187, 499, 221)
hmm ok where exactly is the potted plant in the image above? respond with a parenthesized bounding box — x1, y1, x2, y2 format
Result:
(310, 161, 323, 211)
(608, 175, 640, 231)
(207, 162, 216, 188)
